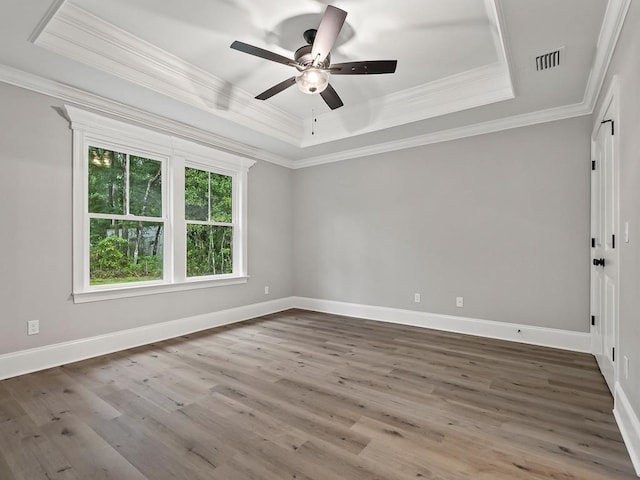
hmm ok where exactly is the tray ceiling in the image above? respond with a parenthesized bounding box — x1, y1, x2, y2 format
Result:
(0, 0, 626, 166)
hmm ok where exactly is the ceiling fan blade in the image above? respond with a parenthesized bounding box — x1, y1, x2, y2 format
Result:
(255, 77, 297, 100)
(330, 60, 398, 75)
(311, 5, 347, 66)
(230, 41, 296, 66)
(320, 84, 344, 110)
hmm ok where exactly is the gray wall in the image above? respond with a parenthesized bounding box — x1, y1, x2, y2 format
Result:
(0, 66, 597, 354)
(293, 117, 592, 331)
(0, 82, 294, 355)
(595, 0, 640, 428)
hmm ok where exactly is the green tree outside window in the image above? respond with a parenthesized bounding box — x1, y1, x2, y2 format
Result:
(88, 147, 164, 285)
(185, 167, 233, 277)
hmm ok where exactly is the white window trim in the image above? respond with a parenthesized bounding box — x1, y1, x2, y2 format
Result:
(65, 106, 255, 304)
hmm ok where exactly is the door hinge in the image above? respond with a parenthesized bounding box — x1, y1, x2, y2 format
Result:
(612, 347, 615, 362)
(592, 160, 596, 171)
(612, 234, 616, 249)
(601, 119, 615, 135)
(591, 238, 596, 248)
(591, 315, 596, 326)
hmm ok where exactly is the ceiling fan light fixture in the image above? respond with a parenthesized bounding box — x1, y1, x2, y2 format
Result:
(296, 68, 330, 94)
(230, 5, 396, 109)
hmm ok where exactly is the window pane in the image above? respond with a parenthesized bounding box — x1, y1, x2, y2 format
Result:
(186, 225, 233, 277)
(130, 156, 162, 217)
(88, 147, 126, 215)
(185, 168, 209, 221)
(210, 172, 232, 223)
(90, 219, 164, 285)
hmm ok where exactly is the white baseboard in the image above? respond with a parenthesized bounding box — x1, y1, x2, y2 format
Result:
(2, 295, 628, 471)
(614, 383, 640, 476)
(0, 296, 592, 382)
(292, 297, 591, 353)
(0, 297, 295, 381)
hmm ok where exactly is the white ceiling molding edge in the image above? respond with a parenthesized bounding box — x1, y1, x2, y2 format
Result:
(0, 0, 629, 171)
(582, 0, 631, 107)
(0, 64, 293, 168)
(34, 1, 515, 149)
(26, 0, 67, 43)
(295, 0, 631, 168)
(33, 2, 303, 146)
(293, 102, 592, 169)
(302, 62, 513, 147)
(300, 0, 513, 147)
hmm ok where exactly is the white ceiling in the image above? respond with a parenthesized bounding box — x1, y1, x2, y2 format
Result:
(0, 0, 625, 167)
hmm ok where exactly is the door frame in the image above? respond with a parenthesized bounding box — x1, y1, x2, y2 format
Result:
(590, 75, 620, 391)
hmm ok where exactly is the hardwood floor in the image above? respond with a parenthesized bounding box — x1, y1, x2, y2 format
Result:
(0, 309, 636, 479)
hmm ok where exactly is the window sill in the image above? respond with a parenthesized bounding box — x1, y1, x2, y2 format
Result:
(72, 276, 249, 304)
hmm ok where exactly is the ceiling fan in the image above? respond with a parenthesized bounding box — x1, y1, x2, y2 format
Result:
(230, 5, 398, 110)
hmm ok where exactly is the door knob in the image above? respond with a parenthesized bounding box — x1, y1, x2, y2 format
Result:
(593, 258, 606, 267)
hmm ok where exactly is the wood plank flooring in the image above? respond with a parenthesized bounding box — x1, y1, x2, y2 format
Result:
(0, 309, 636, 479)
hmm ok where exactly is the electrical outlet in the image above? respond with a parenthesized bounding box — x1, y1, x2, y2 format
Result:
(456, 296, 464, 308)
(27, 320, 39, 336)
(414, 293, 421, 303)
(264, 285, 270, 295)
(624, 355, 630, 380)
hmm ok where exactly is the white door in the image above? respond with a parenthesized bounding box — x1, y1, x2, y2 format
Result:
(591, 95, 619, 393)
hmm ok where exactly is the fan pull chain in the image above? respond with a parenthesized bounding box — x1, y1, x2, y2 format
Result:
(311, 109, 317, 136)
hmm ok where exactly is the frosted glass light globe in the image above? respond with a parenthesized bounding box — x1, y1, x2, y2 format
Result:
(296, 68, 330, 94)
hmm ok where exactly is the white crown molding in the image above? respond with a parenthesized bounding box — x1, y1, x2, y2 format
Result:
(583, 0, 631, 109)
(293, 0, 630, 167)
(293, 297, 592, 353)
(0, 297, 295, 381)
(0, 64, 294, 168)
(33, 2, 303, 146)
(614, 382, 640, 476)
(3, 0, 629, 170)
(63, 104, 256, 172)
(27, 0, 67, 43)
(302, 61, 514, 147)
(488, 0, 512, 72)
(294, 102, 591, 169)
(0, 61, 591, 172)
(35, 1, 516, 150)
(301, 0, 513, 147)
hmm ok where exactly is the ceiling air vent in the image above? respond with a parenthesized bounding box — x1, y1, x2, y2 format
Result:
(535, 47, 564, 71)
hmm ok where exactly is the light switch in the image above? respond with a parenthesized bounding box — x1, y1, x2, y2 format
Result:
(625, 221, 629, 243)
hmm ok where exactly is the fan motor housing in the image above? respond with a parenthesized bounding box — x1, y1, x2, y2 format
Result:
(294, 45, 331, 68)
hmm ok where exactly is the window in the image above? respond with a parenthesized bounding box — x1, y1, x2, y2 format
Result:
(88, 147, 165, 285)
(67, 106, 255, 303)
(185, 167, 233, 277)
